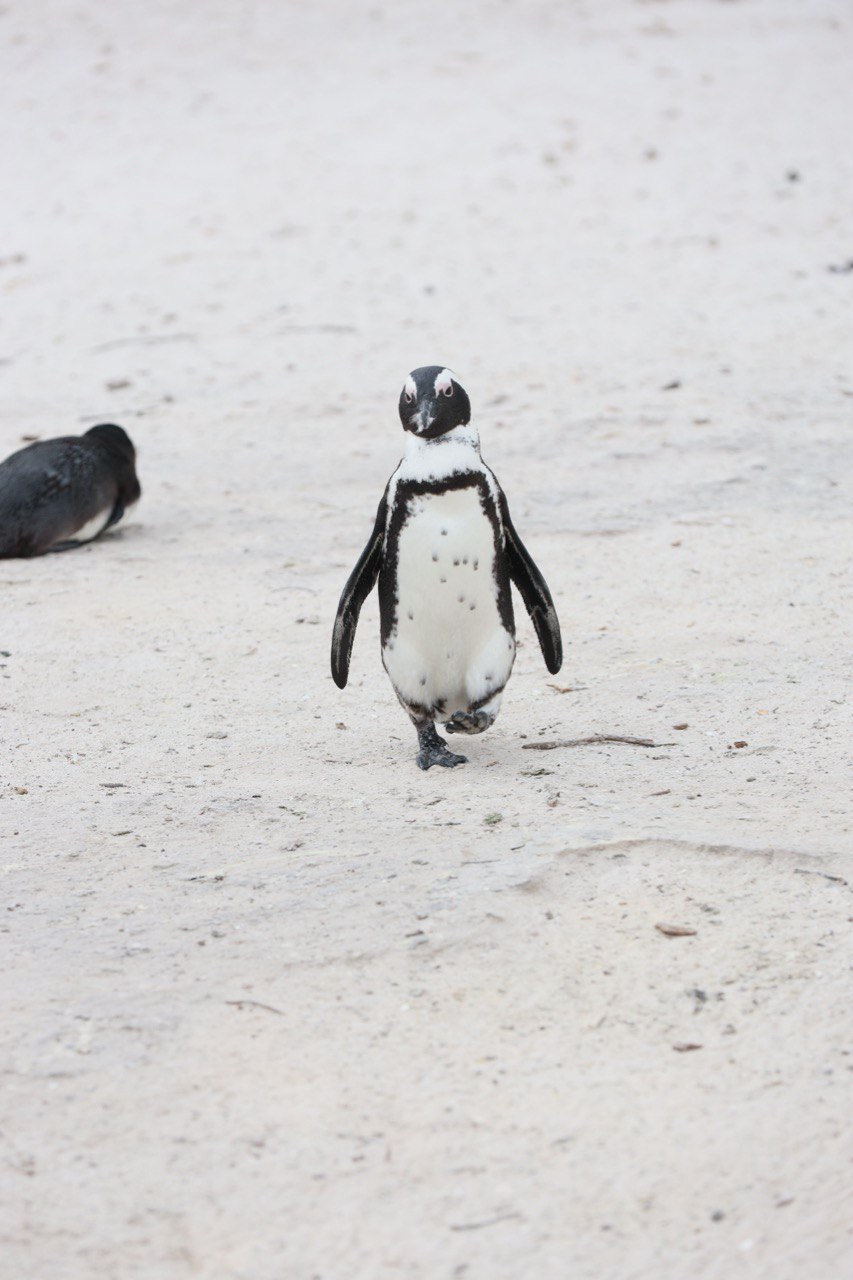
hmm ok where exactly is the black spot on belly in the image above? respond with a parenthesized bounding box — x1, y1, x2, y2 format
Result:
(453, 558, 459, 566)
(469, 602, 476, 610)
(432, 553, 439, 562)
(420, 675, 426, 686)
(440, 576, 446, 583)
(462, 556, 468, 564)
(458, 594, 465, 603)
(473, 559, 479, 570)
(407, 610, 414, 620)
(441, 528, 448, 536)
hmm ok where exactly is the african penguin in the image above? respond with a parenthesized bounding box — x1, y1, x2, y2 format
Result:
(0, 424, 141, 558)
(331, 366, 562, 769)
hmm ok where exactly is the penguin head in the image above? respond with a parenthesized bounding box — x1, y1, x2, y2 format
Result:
(86, 424, 141, 505)
(86, 423, 136, 459)
(398, 366, 471, 440)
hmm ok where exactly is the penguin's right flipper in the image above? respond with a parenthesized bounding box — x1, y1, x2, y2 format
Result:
(331, 492, 388, 689)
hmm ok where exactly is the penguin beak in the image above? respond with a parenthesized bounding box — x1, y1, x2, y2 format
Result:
(412, 398, 436, 435)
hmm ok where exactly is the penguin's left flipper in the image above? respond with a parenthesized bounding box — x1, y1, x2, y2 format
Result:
(105, 497, 125, 529)
(500, 494, 563, 675)
(331, 491, 388, 689)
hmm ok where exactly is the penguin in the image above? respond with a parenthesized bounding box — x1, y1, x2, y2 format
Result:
(0, 424, 141, 558)
(331, 366, 562, 769)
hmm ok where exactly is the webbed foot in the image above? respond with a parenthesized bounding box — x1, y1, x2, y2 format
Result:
(444, 709, 493, 735)
(415, 721, 468, 770)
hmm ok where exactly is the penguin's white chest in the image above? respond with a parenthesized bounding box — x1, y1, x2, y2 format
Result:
(383, 486, 515, 713)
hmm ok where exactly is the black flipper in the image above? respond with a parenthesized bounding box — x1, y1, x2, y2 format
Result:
(331, 492, 388, 689)
(499, 492, 563, 674)
(106, 498, 125, 529)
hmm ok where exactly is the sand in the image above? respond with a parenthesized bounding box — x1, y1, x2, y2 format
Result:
(1, 1, 851, 1276)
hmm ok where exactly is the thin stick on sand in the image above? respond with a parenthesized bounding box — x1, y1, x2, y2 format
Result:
(522, 735, 676, 751)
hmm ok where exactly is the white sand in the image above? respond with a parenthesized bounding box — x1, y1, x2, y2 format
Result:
(2, 1, 851, 1276)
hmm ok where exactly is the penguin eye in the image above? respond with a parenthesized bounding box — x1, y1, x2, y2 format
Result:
(442, 384, 454, 398)
(405, 392, 414, 404)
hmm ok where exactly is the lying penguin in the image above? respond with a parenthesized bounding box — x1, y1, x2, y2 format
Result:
(332, 366, 562, 769)
(0, 424, 141, 558)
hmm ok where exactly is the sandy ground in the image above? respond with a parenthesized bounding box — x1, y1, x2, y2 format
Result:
(2, 1, 852, 1276)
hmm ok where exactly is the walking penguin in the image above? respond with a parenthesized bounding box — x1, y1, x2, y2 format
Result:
(331, 366, 562, 769)
(0, 424, 141, 558)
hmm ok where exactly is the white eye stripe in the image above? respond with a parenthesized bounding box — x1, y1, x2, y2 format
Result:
(404, 376, 417, 402)
(434, 368, 454, 395)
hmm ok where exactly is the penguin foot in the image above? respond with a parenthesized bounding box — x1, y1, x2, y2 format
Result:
(415, 722, 468, 771)
(444, 709, 493, 736)
(417, 742, 468, 770)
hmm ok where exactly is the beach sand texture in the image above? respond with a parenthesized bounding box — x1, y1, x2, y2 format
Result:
(2, 2, 851, 1276)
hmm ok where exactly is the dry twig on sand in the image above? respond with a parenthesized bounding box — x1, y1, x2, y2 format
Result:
(522, 734, 675, 751)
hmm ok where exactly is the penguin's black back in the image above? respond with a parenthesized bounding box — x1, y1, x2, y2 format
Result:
(0, 424, 141, 558)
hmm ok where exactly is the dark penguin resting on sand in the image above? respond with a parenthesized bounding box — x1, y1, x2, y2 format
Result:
(331, 366, 562, 769)
(0, 424, 141, 558)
